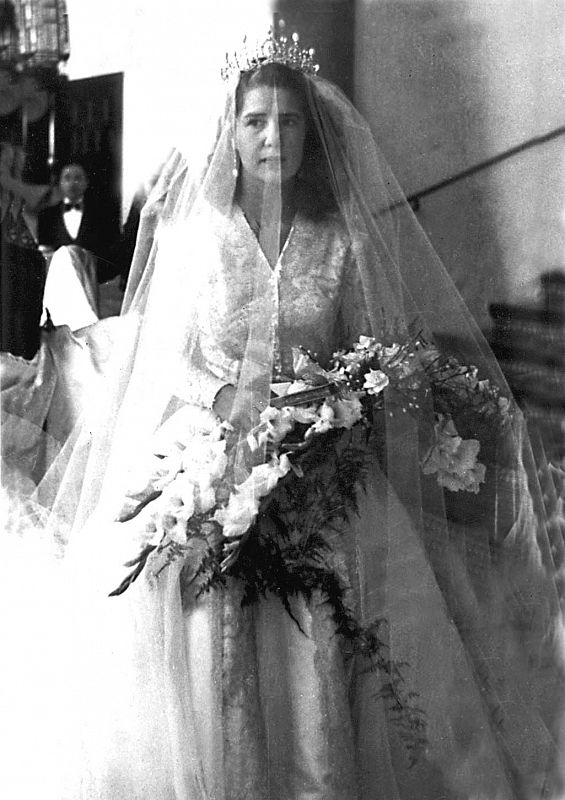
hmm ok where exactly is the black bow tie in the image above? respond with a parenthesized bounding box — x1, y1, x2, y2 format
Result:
(63, 200, 83, 212)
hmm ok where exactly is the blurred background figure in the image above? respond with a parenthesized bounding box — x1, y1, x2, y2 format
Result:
(36, 161, 122, 328)
(38, 161, 121, 283)
(0, 142, 47, 359)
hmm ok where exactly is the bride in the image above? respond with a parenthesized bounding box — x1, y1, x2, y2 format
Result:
(1, 26, 564, 800)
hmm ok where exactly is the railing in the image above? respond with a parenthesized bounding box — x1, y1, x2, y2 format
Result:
(388, 125, 565, 212)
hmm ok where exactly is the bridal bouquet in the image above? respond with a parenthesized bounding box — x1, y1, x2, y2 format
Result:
(109, 332, 510, 766)
(111, 332, 510, 597)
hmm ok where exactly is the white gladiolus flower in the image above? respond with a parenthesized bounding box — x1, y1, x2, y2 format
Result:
(422, 414, 486, 494)
(196, 485, 217, 514)
(332, 396, 364, 429)
(182, 438, 227, 483)
(213, 491, 259, 540)
(259, 406, 296, 445)
(214, 454, 291, 540)
(363, 369, 389, 395)
(290, 405, 318, 424)
(307, 401, 335, 437)
(376, 343, 403, 364)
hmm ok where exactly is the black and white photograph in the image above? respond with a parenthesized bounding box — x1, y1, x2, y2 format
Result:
(1, 1, 564, 798)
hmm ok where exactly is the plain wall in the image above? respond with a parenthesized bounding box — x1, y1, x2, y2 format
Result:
(355, 0, 565, 329)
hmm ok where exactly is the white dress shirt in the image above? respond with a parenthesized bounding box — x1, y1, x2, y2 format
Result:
(41, 246, 98, 330)
(63, 200, 84, 239)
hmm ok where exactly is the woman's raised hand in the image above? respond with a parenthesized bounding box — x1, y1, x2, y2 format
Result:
(212, 384, 237, 422)
(212, 384, 262, 431)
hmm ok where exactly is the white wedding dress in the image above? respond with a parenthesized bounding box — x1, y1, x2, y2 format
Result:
(2, 205, 562, 800)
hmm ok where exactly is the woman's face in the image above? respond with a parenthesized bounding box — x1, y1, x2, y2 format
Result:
(235, 85, 306, 185)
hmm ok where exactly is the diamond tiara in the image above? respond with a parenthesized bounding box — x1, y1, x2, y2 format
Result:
(221, 22, 319, 82)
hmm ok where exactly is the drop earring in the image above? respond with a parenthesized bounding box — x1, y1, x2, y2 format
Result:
(232, 144, 239, 178)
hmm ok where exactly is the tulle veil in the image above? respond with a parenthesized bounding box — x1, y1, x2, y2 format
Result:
(1, 43, 564, 800)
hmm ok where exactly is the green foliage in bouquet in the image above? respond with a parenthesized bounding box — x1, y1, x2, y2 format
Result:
(187, 425, 427, 768)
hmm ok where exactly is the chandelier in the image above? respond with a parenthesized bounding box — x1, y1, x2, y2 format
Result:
(0, 0, 69, 153)
(0, 0, 69, 71)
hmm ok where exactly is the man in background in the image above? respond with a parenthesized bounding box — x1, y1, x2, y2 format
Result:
(38, 162, 120, 283)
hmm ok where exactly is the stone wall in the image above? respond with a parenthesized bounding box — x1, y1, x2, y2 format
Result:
(355, 0, 565, 331)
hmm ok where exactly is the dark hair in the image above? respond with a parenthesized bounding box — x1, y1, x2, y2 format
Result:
(235, 63, 337, 218)
(59, 162, 88, 179)
(235, 62, 309, 114)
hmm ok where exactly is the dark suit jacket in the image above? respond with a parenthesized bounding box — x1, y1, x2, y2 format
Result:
(38, 193, 121, 283)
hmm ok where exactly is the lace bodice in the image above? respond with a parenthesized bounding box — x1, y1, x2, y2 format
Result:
(179, 203, 370, 406)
